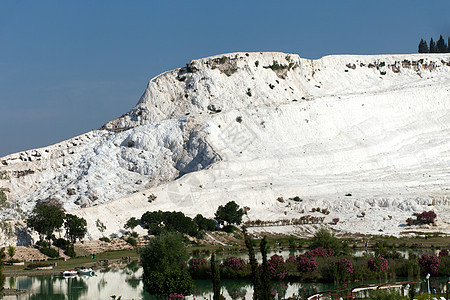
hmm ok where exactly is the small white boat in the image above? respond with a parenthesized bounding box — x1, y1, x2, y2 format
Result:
(62, 270, 77, 277)
(77, 268, 94, 276)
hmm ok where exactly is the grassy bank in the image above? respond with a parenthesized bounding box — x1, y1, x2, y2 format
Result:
(2, 249, 139, 277)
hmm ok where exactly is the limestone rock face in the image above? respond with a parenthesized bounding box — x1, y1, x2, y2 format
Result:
(1, 52, 450, 240)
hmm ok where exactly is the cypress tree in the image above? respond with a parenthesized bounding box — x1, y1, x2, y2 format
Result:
(0, 247, 5, 292)
(211, 252, 221, 300)
(260, 237, 272, 300)
(437, 35, 447, 53)
(243, 228, 262, 300)
(429, 37, 436, 53)
(418, 38, 429, 53)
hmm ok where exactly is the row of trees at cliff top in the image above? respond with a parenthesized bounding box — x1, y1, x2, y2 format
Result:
(418, 35, 450, 53)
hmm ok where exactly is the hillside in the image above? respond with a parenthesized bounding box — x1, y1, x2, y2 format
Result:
(1, 52, 450, 242)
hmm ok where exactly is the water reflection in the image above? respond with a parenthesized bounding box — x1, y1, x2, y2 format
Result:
(195, 248, 438, 262)
(4, 267, 448, 299)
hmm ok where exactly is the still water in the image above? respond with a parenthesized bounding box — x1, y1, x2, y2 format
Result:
(3, 248, 444, 300)
(4, 263, 448, 300)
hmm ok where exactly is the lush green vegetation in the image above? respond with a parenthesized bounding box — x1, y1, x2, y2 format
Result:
(214, 200, 244, 228)
(26, 204, 87, 258)
(184, 228, 450, 286)
(418, 35, 450, 53)
(140, 232, 193, 298)
(0, 248, 5, 291)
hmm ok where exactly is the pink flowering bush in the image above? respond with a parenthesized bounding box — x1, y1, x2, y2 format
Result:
(188, 258, 208, 270)
(297, 255, 318, 273)
(222, 257, 247, 271)
(286, 255, 297, 264)
(188, 258, 209, 278)
(367, 256, 389, 273)
(221, 257, 249, 279)
(259, 254, 287, 280)
(439, 249, 449, 256)
(304, 247, 335, 258)
(418, 254, 440, 275)
(333, 258, 354, 274)
(415, 211, 437, 224)
(330, 258, 354, 283)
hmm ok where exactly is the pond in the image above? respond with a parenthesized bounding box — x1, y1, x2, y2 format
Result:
(4, 263, 448, 299)
(198, 248, 439, 262)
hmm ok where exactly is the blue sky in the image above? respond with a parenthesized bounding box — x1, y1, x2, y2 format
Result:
(1, 0, 449, 157)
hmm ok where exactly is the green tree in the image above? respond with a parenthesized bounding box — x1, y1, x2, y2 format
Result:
(243, 228, 262, 300)
(260, 237, 272, 300)
(7, 245, 15, 260)
(0, 248, 4, 291)
(211, 252, 221, 300)
(140, 232, 192, 298)
(140, 232, 189, 276)
(418, 38, 429, 53)
(143, 269, 193, 298)
(124, 217, 139, 232)
(309, 227, 343, 254)
(64, 214, 87, 244)
(27, 204, 65, 244)
(429, 37, 436, 53)
(437, 35, 447, 53)
(140, 211, 198, 237)
(215, 201, 244, 227)
(194, 214, 216, 231)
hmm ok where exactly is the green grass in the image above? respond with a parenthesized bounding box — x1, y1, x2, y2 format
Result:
(3, 249, 139, 276)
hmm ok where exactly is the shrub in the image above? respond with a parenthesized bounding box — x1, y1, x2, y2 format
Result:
(64, 245, 76, 258)
(26, 262, 52, 270)
(439, 249, 448, 256)
(296, 256, 318, 273)
(99, 237, 110, 243)
(39, 247, 59, 258)
(126, 237, 138, 247)
(415, 211, 437, 224)
(35, 240, 50, 248)
(394, 259, 420, 278)
(332, 218, 339, 224)
(418, 254, 440, 275)
(222, 257, 247, 272)
(263, 254, 287, 280)
(53, 238, 69, 250)
(236, 116, 243, 123)
(439, 255, 450, 276)
(189, 258, 208, 271)
(143, 269, 193, 298)
(367, 256, 389, 273)
(304, 247, 335, 258)
(406, 217, 414, 226)
(309, 228, 343, 254)
(330, 258, 354, 283)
